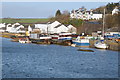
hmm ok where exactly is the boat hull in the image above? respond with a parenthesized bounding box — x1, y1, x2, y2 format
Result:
(94, 41, 108, 49)
(94, 43, 108, 49)
(72, 41, 90, 46)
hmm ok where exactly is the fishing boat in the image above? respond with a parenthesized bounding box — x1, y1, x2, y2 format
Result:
(39, 34, 51, 40)
(51, 33, 73, 41)
(58, 33, 72, 40)
(94, 40, 108, 49)
(72, 36, 90, 47)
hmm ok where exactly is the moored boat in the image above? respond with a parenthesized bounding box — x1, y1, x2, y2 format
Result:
(19, 39, 26, 43)
(18, 37, 31, 43)
(72, 36, 90, 47)
(94, 40, 108, 49)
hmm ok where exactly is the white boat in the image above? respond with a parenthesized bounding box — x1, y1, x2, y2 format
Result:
(19, 37, 31, 43)
(58, 33, 72, 40)
(51, 33, 72, 41)
(19, 39, 26, 43)
(39, 34, 52, 40)
(72, 36, 90, 47)
(94, 40, 108, 49)
(71, 44, 76, 47)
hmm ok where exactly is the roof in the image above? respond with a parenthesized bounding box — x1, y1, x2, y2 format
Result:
(54, 24, 62, 28)
(0, 27, 6, 30)
(14, 25, 20, 28)
(50, 21, 61, 28)
(18, 27, 26, 31)
(67, 25, 74, 28)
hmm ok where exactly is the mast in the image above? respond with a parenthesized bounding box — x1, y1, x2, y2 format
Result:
(102, 8, 105, 37)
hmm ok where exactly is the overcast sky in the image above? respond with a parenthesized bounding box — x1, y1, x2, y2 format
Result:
(1, 1, 119, 18)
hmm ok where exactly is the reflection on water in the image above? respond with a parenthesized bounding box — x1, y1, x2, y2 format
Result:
(2, 37, 118, 78)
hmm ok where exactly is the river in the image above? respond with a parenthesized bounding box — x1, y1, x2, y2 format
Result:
(1, 37, 118, 78)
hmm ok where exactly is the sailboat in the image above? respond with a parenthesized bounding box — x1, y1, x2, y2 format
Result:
(94, 9, 108, 49)
(94, 40, 108, 49)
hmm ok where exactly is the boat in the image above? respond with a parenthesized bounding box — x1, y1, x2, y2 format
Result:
(72, 36, 90, 47)
(39, 34, 51, 40)
(19, 37, 31, 43)
(19, 39, 26, 43)
(71, 44, 76, 47)
(77, 48, 94, 52)
(94, 9, 108, 49)
(58, 33, 72, 40)
(51, 33, 73, 41)
(94, 40, 108, 49)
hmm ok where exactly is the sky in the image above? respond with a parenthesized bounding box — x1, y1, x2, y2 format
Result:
(1, 1, 119, 18)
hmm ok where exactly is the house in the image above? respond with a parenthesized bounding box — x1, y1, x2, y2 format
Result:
(0, 23, 6, 32)
(33, 21, 77, 34)
(112, 6, 119, 15)
(0, 23, 5, 28)
(35, 24, 48, 33)
(67, 25, 77, 34)
(6, 23, 25, 33)
(28, 25, 32, 32)
(0, 27, 6, 32)
(17, 25, 26, 33)
(9, 23, 21, 33)
(6, 24, 12, 32)
(54, 24, 68, 33)
(70, 8, 102, 20)
(48, 21, 61, 34)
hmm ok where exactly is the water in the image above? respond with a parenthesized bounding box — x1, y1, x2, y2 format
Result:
(2, 37, 118, 78)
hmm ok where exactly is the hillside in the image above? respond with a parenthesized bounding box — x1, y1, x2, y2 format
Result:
(94, 2, 119, 14)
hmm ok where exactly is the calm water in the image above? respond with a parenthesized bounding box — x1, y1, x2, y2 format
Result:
(2, 37, 119, 78)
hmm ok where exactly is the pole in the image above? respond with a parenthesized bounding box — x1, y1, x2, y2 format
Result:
(102, 8, 105, 37)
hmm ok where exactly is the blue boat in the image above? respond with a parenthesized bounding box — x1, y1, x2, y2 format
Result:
(72, 36, 90, 47)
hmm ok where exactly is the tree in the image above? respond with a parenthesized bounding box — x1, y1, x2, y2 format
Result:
(63, 10, 70, 16)
(55, 10, 61, 17)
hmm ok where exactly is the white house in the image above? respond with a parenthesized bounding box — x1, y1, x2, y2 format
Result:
(6, 24, 12, 32)
(16, 25, 26, 33)
(9, 23, 21, 33)
(0, 23, 5, 28)
(35, 24, 48, 33)
(70, 8, 102, 20)
(67, 25, 77, 34)
(6, 23, 25, 33)
(54, 24, 68, 33)
(0, 23, 6, 32)
(34, 21, 77, 34)
(91, 14, 102, 20)
(112, 6, 119, 15)
(28, 25, 32, 32)
(48, 21, 61, 34)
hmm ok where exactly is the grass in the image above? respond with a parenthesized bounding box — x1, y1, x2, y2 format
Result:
(0, 18, 50, 24)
